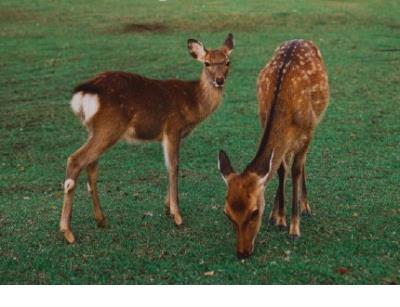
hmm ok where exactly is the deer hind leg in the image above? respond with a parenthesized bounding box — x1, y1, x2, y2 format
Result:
(87, 160, 107, 228)
(289, 147, 309, 239)
(162, 134, 183, 226)
(269, 162, 287, 230)
(300, 165, 311, 216)
(60, 130, 121, 243)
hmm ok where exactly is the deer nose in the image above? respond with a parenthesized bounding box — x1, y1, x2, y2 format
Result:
(215, 77, 225, 86)
(237, 250, 251, 259)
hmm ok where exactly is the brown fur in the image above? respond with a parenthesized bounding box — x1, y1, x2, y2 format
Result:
(60, 34, 234, 243)
(219, 39, 329, 258)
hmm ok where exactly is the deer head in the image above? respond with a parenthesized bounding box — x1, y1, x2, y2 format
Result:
(188, 33, 234, 88)
(218, 150, 274, 259)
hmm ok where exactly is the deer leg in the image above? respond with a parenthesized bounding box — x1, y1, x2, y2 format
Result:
(269, 162, 287, 230)
(300, 165, 311, 216)
(60, 132, 120, 243)
(87, 160, 107, 228)
(164, 192, 171, 216)
(289, 147, 308, 239)
(162, 135, 182, 226)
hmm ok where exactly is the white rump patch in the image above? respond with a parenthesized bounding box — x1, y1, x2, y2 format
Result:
(70, 92, 83, 114)
(70, 92, 100, 124)
(82, 94, 99, 122)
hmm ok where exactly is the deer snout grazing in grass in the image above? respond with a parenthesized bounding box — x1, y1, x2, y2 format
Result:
(218, 39, 329, 258)
(60, 34, 234, 243)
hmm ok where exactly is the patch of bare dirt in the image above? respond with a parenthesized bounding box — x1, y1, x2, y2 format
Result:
(122, 22, 168, 33)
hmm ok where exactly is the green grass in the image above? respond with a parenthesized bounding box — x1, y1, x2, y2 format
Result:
(0, 0, 399, 284)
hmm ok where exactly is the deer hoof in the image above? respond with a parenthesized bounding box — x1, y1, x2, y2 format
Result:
(301, 209, 312, 217)
(173, 214, 183, 227)
(300, 201, 312, 216)
(289, 234, 300, 241)
(268, 216, 276, 226)
(63, 229, 76, 244)
(96, 217, 107, 228)
(277, 224, 287, 232)
(275, 216, 287, 231)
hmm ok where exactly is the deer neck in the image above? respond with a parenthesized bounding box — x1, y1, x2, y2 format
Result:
(195, 69, 224, 120)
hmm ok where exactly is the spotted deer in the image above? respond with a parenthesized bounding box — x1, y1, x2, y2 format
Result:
(218, 39, 329, 258)
(60, 34, 234, 243)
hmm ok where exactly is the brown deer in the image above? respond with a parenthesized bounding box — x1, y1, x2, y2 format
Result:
(60, 34, 234, 243)
(218, 39, 329, 258)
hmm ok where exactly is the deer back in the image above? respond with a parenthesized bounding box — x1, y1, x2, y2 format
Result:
(257, 40, 329, 133)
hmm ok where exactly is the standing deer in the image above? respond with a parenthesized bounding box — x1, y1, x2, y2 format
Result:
(60, 34, 234, 243)
(218, 39, 329, 258)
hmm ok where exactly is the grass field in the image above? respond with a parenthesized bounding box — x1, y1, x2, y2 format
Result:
(0, 0, 399, 284)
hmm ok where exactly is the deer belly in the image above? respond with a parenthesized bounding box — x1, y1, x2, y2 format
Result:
(121, 123, 162, 144)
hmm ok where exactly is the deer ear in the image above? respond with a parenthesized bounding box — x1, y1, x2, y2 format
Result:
(258, 150, 274, 186)
(222, 33, 234, 55)
(218, 150, 234, 184)
(187, 39, 207, 62)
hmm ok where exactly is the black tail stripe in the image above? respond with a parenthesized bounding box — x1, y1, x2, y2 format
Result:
(247, 40, 299, 173)
(73, 83, 101, 95)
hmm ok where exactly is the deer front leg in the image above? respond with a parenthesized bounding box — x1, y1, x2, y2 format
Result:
(162, 135, 183, 226)
(300, 165, 311, 216)
(269, 162, 287, 229)
(289, 147, 308, 239)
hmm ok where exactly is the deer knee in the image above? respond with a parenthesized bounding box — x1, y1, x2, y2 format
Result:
(166, 160, 179, 176)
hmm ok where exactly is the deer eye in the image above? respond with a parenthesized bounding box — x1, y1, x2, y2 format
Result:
(204, 62, 211, 67)
(250, 209, 259, 221)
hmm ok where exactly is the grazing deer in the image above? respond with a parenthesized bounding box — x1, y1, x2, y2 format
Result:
(60, 34, 234, 243)
(218, 39, 329, 258)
